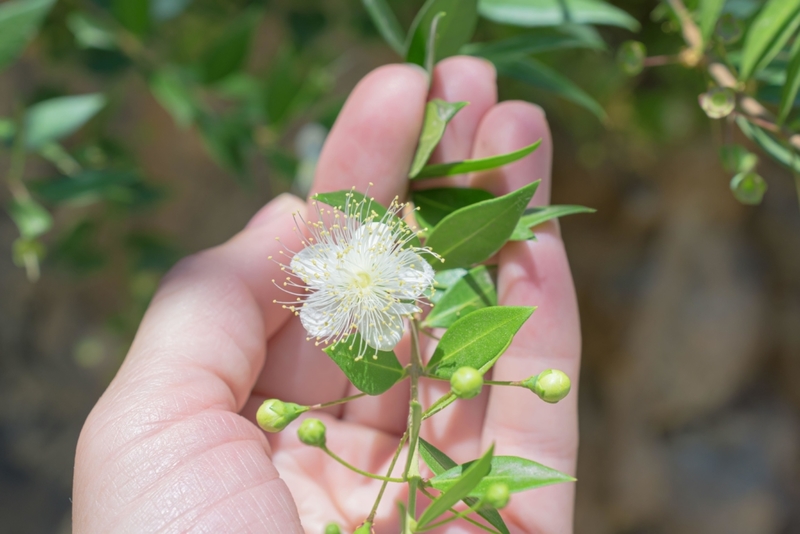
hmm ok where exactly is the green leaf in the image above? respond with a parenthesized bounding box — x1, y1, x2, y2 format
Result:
(424, 265, 497, 328)
(197, 112, 251, 178)
(263, 47, 302, 124)
(112, 0, 150, 36)
(28, 170, 141, 205)
(324, 334, 404, 395)
(415, 140, 541, 180)
(736, 116, 800, 173)
(730, 171, 767, 205)
(461, 25, 605, 60)
(409, 100, 469, 178)
(67, 12, 117, 50)
(406, 0, 479, 67)
(779, 38, 800, 124)
(361, 0, 405, 54)
(0, 0, 55, 72)
(494, 57, 606, 121)
(8, 197, 52, 239)
(419, 438, 510, 534)
(510, 205, 595, 240)
(151, 0, 193, 22)
(478, 0, 639, 32)
(424, 11, 446, 74)
(738, 0, 800, 81)
(198, 9, 259, 84)
(312, 189, 421, 248)
(417, 444, 495, 529)
(426, 306, 534, 378)
(429, 455, 576, 497)
(149, 68, 197, 128)
(430, 268, 468, 304)
(413, 187, 495, 231)
(699, 0, 726, 44)
(424, 181, 539, 270)
(25, 94, 106, 150)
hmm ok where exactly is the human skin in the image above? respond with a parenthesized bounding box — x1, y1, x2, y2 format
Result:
(73, 57, 581, 533)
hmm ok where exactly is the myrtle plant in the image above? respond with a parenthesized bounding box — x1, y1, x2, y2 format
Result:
(254, 40, 591, 529)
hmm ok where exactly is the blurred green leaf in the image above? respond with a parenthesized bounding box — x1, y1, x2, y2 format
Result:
(425, 181, 539, 270)
(413, 187, 495, 230)
(494, 57, 606, 120)
(12, 237, 45, 271)
(198, 9, 260, 84)
(263, 47, 303, 124)
(361, 0, 405, 54)
(417, 444, 495, 529)
(419, 438, 510, 534)
(0, 0, 55, 72)
(151, 0, 193, 21)
(699, 0, 725, 44)
(510, 205, 595, 240)
(779, 39, 800, 124)
(730, 171, 767, 205)
(324, 334, 405, 395)
(67, 13, 117, 50)
(425, 11, 446, 74)
(720, 144, 758, 174)
(426, 306, 534, 378)
(112, 0, 150, 36)
(415, 140, 540, 180)
(409, 99, 468, 178)
(149, 68, 197, 128)
(288, 9, 326, 49)
(478, 0, 639, 31)
(736, 116, 800, 173)
(461, 25, 605, 60)
(8, 197, 52, 238)
(424, 265, 497, 328)
(29, 169, 144, 205)
(198, 113, 251, 179)
(430, 455, 575, 496)
(406, 0, 479, 67)
(738, 0, 800, 81)
(25, 94, 106, 150)
(53, 220, 106, 274)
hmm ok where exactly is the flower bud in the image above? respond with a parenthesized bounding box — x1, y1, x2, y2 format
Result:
(524, 369, 571, 403)
(730, 171, 767, 205)
(353, 521, 373, 534)
(485, 482, 510, 509)
(450, 367, 483, 399)
(324, 523, 342, 534)
(256, 399, 307, 433)
(297, 418, 326, 447)
(699, 87, 735, 119)
(616, 41, 646, 76)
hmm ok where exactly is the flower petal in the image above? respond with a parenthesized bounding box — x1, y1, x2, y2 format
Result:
(290, 244, 334, 286)
(358, 308, 404, 351)
(394, 249, 435, 299)
(298, 292, 337, 340)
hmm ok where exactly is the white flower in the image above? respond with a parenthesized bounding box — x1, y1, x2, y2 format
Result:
(272, 190, 435, 360)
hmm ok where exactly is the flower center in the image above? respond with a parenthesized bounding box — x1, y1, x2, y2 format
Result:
(352, 270, 372, 289)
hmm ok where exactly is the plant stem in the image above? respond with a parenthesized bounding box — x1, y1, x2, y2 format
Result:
(404, 320, 424, 527)
(308, 392, 366, 410)
(321, 446, 405, 483)
(418, 487, 500, 534)
(366, 430, 409, 524)
(417, 497, 487, 531)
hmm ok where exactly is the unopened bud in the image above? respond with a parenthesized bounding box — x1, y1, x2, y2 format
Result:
(298, 418, 326, 447)
(699, 87, 735, 119)
(524, 369, 571, 403)
(730, 171, 767, 205)
(324, 523, 342, 534)
(485, 482, 510, 509)
(450, 366, 484, 399)
(353, 521, 373, 534)
(256, 399, 307, 432)
(617, 41, 646, 76)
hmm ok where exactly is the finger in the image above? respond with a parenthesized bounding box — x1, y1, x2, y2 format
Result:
(472, 104, 581, 532)
(254, 64, 430, 409)
(74, 193, 307, 533)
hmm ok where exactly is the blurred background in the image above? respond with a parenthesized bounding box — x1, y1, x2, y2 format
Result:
(1, 0, 799, 532)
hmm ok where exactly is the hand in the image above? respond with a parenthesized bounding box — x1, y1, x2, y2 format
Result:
(73, 58, 581, 534)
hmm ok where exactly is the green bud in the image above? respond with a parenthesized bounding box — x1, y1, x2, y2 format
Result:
(450, 366, 484, 399)
(730, 171, 767, 205)
(698, 87, 735, 119)
(524, 369, 571, 403)
(720, 144, 757, 174)
(297, 418, 326, 447)
(485, 482, 510, 509)
(324, 522, 342, 534)
(353, 521, 372, 534)
(616, 40, 646, 76)
(256, 399, 307, 433)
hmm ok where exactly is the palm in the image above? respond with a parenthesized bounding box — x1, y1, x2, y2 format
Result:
(74, 58, 580, 534)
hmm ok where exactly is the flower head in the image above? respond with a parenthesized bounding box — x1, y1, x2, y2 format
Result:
(272, 189, 435, 360)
